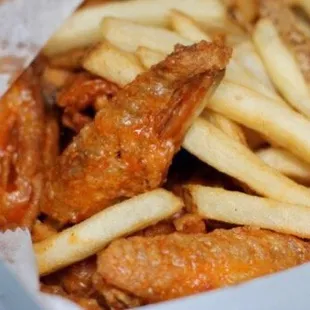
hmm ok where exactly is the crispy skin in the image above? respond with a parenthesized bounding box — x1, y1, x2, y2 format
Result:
(43, 109, 60, 169)
(259, 0, 310, 84)
(41, 41, 232, 224)
(40, 284, 102, 310)
(0, 69, 45, 229)
(61, 257, 97, 297)
(32, 220, 57, 243)
(97, 227, 310, 303)
(93, 274, 143, 309)
(57, 73, 119, 132)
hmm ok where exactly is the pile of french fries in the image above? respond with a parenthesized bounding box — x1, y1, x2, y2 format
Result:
(35, 0, 310, 276)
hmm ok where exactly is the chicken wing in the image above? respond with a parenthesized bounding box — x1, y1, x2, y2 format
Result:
(96, 227, 310, 304)
(57, 73, 119, 132)
(41, 41, 231, 224)
(0, 69, 46, 229)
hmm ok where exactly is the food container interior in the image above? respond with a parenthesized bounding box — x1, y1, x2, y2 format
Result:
(1, 0, 310, 309)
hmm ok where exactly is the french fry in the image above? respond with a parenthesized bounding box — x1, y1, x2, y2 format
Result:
(83, 41, 144, 86)
(101, 17, 191, 53)
(253, 18, 310, 118)
(223, 0, 258, 24)
(166, 12, 269, 102)
(48, 47, 88, 70)
(257, 147, 310, 184)
(233, 41, 275, 91)
(135, 47, 165, 69)
(44, 0, 226, 55)
(188, 185, 310, 238)
(131, 24, 278, 104)
(225, 58, 283, 104)
(183, 118, 310, 206)
(209, 81, 310, 165)
(201, 110, 247, 145)
(35, 189, 183, 275)
(200, 19, 248, 46)
(169, 9, 211, 42)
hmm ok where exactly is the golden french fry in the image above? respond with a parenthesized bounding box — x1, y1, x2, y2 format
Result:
(200, 18, 248, 46)
(48, 47, 88, 70)
(233, 41, 275, 91)
(225, 58, 283, 104)
(101, 17, 191, 53)
(35, 189, 183, 275)
(135, 47, 165, 69)
(253, 18, 310, 118)
(201, 110, 247, 145)
(209, 81, 310, 164)
(183, 118, 310, 206)
(257, 147, 310, 184)
(44, 0, 226, 55)
(189, 185, 310, 238)
(83, 41, 144, 86)
(169, 9, 211, 42)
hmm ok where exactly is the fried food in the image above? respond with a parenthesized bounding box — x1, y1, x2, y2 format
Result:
(83, 41, 144, 87)
(253, 18, 310, 118)
(96, 227, 310, 303)
(189, 185, 310, 238)
(0, 69, 45, 229)
(35, 189, 183, 275)
(201, 110, 247, 145)
(93, 275, 142, 309)
(41, 284, 102, 310)
(173, 213, 206, 233)
(223, 0, 259, 30)
(43, 110, 60, 169)
(32, 220, 57, 243)
(60, 257, 97, 297)
(57, 73, 118, 132)
(40, 41, 231, 224)
(208, 80, 310, 165)
(233, 41, 275, 90)
(48, 47, 89, 70)
(101, 17, 192, 53)
(259, 0, 310, 86)
(256, 147, 310, 184)
(170, 9, 212, 42)
(135, 47, 166, 69)
(183, 118, 310, 206)
(43, 0, 226, 55)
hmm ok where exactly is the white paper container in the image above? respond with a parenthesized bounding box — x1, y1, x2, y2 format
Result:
(1, 1, 310, 309)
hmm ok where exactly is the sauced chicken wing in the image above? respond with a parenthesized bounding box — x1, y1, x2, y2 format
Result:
(41, 41, 232, 224)
(96, 227, 310, 304)
(0, 69, 46, 229)
(57, 73, 119, 132)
